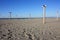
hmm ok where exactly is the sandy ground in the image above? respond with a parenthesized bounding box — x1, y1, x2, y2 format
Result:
(0, 18, 60, 40)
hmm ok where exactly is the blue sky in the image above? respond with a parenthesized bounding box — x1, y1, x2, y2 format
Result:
(0, 0, 60, 18)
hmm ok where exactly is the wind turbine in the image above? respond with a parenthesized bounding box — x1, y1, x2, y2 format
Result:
(9, 12, 12, 19)
(56, 10, 59, 21)
(29, 13, 31, 18)
(42, 5, 46, 24)
(41, 0, 47, 24)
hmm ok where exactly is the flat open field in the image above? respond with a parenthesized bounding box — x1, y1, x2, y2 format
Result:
(0, 18, 60, 40)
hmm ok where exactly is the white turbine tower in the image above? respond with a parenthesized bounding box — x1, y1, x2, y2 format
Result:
(56, 10, 59, 21)
(9, 12, 12, 19)
(29, 13, 31, 18)
(42, 5, 46, 24)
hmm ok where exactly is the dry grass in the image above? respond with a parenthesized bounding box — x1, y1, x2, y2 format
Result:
(0, 18, 60, 40)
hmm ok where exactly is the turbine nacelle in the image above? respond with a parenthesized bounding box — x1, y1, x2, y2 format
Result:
(42, 5, 46, 8)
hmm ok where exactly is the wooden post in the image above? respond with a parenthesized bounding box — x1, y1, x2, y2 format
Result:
(42, 5, 46, 24)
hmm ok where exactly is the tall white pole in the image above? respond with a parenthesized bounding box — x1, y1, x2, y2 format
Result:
(42, 5, 46, 24)
(9, 12, 12, 19)
(29, 13, 31, 18)
(56, 10, 59, 21)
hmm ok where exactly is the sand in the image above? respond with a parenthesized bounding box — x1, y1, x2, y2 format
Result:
(0, 18, 60, 40)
